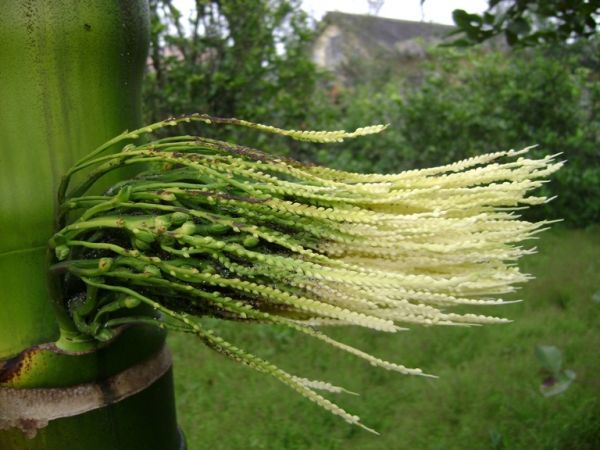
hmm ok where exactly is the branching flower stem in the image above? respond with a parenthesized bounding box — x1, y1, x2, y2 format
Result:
(50, 114, 562, 432)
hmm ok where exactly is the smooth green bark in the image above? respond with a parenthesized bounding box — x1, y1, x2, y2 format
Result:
(0, 2, 183, 448)
(0, 0, 149, 357)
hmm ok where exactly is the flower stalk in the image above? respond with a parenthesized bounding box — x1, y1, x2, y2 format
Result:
(51, 114, 562, 432)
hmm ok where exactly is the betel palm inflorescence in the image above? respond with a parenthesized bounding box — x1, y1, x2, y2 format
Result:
(50, 114, 562, 432)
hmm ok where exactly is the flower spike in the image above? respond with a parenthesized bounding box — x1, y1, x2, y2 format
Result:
(51, 117, 561, 432)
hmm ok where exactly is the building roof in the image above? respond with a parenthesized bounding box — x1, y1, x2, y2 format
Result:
(321, 11, 454, 53)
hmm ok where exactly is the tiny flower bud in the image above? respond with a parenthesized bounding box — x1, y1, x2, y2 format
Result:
(123, 296, 141, 309)
(143, 265, 162, 277)
(154, 215, 172, 231)
(98, 257, 113, 273)
(132, 238, 151, 251)
(55, 245, 70, 261)
(243, 235, 259, 248)
(179, 221, 196, 235)
(171, 212, 190, 225)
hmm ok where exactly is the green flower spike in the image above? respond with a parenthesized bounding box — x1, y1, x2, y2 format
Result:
(50, 114, 562, 433)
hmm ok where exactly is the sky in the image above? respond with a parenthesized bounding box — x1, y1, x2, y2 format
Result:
(301, 0, 488, 24)
(172, 0, 489, 26)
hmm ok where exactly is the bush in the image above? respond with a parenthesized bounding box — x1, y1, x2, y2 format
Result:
(144, 0, 321, 148)
(309, 45, 600, 227)
(143, 5, 599, 227)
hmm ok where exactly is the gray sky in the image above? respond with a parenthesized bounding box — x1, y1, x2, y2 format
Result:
(173, 0, 488, 25)
(301, 0, 488, 24)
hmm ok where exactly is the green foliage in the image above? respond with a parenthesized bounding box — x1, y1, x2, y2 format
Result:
(535, 345, 576, 397)
(143, 3, 598, 227)
(294, 81, 409, 173)
(311, 44, 600, 226)
(144, 0, 321, 143)
(403, 47, 600, 225)
(449, 0, 600, 47)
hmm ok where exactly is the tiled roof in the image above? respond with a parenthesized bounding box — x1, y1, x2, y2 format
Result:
(322, 11, 453, 50)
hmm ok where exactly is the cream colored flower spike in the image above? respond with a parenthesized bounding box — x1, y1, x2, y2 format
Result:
(52, 115, 562, 433)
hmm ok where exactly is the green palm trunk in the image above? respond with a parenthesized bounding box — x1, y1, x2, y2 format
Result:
(0, 2, 182, 448)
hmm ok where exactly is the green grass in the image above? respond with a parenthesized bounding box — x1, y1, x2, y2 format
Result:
(168, 227, 600, 449)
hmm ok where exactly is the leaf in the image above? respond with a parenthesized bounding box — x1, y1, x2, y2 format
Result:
(452, 9, 473, 29)
(592, 290, 600, 304)
(483, 12, 496, 25)
(540, 369, 576, 397)
(504, 29, 519, 46)
(489, 430, 505, 450)
(585, 15, 596, 29)
(507, 17, 531, 36)
(535, 345, 563, 374)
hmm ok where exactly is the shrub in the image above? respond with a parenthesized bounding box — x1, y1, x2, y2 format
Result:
(310, 45, 600, 227)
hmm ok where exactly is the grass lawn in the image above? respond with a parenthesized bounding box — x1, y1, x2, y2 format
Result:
(169, 227, 600, 449)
